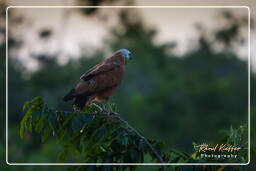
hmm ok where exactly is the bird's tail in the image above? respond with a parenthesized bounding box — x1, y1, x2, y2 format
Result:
(72, 91, 94, 110)
(63, 88, 75, 101)
(73, 96, 88, 110)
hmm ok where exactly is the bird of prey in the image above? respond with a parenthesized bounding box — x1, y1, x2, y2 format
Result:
(63, 49, 133, 111)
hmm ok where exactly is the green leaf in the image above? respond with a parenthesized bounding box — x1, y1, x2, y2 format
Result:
(71, 116, 84, 132)
(58, 149, 68, 162)
(20, 123, 25, 139)
(31, 110, 43, 121)
(80, 114, 94, 124)
(62, 113, 75, 127)
(123, 137, 128, 145)
(20, 109, 36, 138)
(57, 128, 67, 142)
(22, 101, 32, 111)
(48, 113, 57, 131)
(131, 149, 140, 163)
(26, 117, 33, 133)
(69, 144, 80, 157)
(92, 124, 106, 140)
(139, 138, 147, 151)
(35, 114, 48, 133)
(71, 114, 94, 132)
(20, 97, 45, 138)
(31, 96, 44, 106)
(100, 146, 107, 152)
(41, 125, 51, 143)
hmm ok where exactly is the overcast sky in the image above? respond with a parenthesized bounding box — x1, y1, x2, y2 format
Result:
(5, 0, 255, 71)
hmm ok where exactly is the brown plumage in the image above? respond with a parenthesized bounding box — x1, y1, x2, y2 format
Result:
(63, 49, 132, 110)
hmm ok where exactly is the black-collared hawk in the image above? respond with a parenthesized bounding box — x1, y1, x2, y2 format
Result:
(63, 49, 133, 110)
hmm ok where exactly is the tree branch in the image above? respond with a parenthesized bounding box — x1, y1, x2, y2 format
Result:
(109, 112, 165, 163)
(57, 107, 165, 163)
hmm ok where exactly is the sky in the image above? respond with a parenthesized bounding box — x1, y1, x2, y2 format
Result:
(4, 0, 255, 71)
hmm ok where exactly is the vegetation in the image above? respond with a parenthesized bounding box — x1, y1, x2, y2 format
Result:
(0, 2, 255, 170)
(20, 97, 166, 165)
(18, 97, 249, 170)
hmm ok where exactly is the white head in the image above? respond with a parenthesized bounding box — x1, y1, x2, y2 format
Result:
(117, 49, 133, 62)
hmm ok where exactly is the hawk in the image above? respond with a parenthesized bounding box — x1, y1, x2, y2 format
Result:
(63, 49, 132, 111)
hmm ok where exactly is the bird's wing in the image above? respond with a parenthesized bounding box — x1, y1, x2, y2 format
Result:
(64, 57, 124, 106)
(73, 61, 122, 96)
(80, 61, 120, 81)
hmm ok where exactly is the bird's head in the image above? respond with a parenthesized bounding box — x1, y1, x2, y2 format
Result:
(116, 49, 133, 63)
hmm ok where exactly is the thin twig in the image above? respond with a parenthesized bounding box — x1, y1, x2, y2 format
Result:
(110, 112, 165, 163)
(72, 104, 165, 163)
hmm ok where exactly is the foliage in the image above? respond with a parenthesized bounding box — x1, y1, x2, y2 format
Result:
(20, 97, 167, 169)
(19, 97, 250, 170)
(191, 125, 248, 163)
(2, 5, 254, 171)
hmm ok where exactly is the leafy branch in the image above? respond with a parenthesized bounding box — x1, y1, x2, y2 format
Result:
(20, 97, 165, 165)
(110, 112, 165, 163)
(20, 97, 249, 170)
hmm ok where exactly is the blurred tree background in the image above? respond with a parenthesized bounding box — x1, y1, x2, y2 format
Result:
(0, 0, 255, 170)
